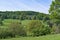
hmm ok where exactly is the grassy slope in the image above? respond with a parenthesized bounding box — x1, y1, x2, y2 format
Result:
(1, 19, 32, 28)
(0, 19, 20, 28)
(3, 19, 31, 25)
(1, 34, 60, 40)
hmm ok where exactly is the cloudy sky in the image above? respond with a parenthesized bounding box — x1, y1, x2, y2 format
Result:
(0, 0, 52, 14)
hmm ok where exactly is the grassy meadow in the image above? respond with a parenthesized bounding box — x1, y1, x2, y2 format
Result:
(0, 19, 30, 28)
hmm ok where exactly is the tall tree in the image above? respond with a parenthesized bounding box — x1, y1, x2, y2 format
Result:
(49, 0, 60, 19)
(49, 0, 60, 32)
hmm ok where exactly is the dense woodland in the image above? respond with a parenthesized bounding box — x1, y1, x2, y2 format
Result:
(0, 0, 60, 39)
(0, 11, 50, 20)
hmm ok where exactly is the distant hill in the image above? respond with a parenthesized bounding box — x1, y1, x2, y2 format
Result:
(0, 11, 50, 20)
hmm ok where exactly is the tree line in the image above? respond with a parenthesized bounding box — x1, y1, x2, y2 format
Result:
(0, 11, 50, 20)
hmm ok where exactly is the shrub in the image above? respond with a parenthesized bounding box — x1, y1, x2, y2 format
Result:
(8, 22, 27, 37)
(27, 20, 51, 36)
(0, 21, 27, 39)
(0, 28, 10, 39)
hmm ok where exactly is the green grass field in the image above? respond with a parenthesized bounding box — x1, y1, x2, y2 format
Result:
(0, 34, 60, 40)
(0, 19, 32, 28)
(3, 19, 31, 25)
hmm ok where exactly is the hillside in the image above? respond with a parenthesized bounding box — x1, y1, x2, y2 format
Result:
(0, 11, 49, 20)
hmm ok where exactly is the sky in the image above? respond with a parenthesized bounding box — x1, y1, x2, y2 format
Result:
(0, 0, 52, 14)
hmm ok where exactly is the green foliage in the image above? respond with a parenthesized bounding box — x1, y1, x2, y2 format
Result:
(0, 21, 27, 39)
(49, 0, 60, 34)
(0, 10, 58, 39)
(0, 18, 3, 26)
(0, 11, 49, 20)
(8, 22, 27, 37)
(0, 28, 10, 39)
(49, 0, 60, 19)
(27, 20, 51, 36)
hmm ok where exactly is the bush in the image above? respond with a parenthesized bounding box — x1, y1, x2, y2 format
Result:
(8, 22, 27, 37)
(0, 28, 10, 39)
(27, 20, 51, 36)
(0, 19, 3, 26)
(0, 22, 27, 39)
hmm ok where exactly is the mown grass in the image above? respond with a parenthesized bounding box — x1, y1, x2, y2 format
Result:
(0, 34, 60, 40)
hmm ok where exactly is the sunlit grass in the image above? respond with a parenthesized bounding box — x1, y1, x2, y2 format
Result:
(1, 34, 60, 40)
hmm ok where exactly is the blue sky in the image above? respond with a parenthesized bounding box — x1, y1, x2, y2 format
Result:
(0, 0, 52, 14)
